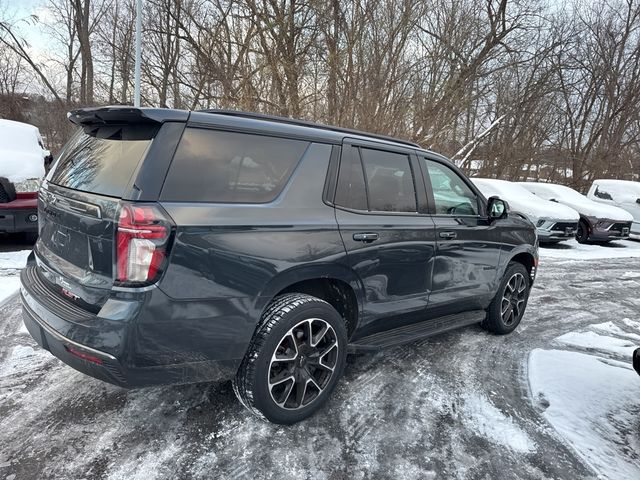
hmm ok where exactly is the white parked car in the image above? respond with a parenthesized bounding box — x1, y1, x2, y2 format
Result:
(472, 178, 579, 243)
(518, 182, 633, 243)
(587, 179, 640, 239)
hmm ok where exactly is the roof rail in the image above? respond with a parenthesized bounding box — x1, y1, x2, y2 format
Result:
(199, 109, 420, 148)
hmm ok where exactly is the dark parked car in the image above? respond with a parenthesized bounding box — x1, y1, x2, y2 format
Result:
(634, 348, 640, 376)
(21, 107, 538, 424)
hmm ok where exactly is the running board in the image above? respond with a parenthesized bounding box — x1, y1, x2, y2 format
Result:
(348, 310, 486, 352)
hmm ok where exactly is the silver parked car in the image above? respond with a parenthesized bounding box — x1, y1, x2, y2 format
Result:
(519, 182, 633, 243)
(472, 178, 579, 243)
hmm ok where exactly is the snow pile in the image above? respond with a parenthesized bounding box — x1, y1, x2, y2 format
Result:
(528, 321, 640, 479)
(0, 119, 46, 182)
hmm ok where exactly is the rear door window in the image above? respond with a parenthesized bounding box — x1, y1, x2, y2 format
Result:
(360, 148, 417, 213)
(47, 126, 154, 198)
(161, 128, 309, 203)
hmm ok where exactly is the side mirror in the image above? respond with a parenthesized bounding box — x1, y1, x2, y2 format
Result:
(636, 198, 640, 205)
(488, 196, 508, 221)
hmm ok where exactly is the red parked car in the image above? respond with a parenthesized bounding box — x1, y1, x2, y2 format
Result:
(0, 179, 38, 241)
(0, 119, 49, 241)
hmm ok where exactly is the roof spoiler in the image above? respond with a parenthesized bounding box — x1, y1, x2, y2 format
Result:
(68, 106, 190, 127)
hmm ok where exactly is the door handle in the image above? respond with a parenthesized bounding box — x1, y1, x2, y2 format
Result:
(439, 231, 457, 240)
(353, 232, 379, 242)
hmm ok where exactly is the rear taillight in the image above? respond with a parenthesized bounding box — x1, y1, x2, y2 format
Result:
(116, 203, 174, 285)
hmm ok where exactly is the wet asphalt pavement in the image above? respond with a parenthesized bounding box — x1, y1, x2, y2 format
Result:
(0, 241, 639, 480)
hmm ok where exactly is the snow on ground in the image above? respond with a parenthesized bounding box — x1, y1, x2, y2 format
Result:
(529, 340, 640, 479)
(0, 250, 31, 270)
(555, 330, 637, 357)
(0, 250, 30, 305)
(540, 238, 640, 260)
(460, 392, 536, 453)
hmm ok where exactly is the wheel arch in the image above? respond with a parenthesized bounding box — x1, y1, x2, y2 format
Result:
(506, 248, 538, 283)
(255, 264, 365, 338)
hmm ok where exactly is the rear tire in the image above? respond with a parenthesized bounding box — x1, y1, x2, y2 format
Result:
(576, 219, 589, 243)
(233, 293, 347, 424)
(484, 262, 531, 335)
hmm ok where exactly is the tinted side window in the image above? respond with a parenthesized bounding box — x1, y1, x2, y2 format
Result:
(161, 128, 309, 203)
(334, 146, 368, 211)
(423, 159, 478, 215)
(360, 148, 417, 212)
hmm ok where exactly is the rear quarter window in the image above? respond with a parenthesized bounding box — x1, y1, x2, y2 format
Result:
(161, 128, 309, 203)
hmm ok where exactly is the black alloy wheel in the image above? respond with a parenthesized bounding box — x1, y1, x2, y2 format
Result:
(501, 272, 527, 327)
(483, 262, 531, 335)
(233, 293, 347, 424)
(268, 318, 339, 409)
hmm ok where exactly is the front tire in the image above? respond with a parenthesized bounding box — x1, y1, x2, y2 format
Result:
(576, 219, 589, 243)
(484, 262, 531, 334)
(233, 293, 347, 424)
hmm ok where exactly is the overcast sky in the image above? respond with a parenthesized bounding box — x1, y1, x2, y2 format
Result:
(4, 0, 55, 60)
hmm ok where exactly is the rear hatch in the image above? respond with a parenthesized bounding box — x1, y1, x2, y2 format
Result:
(35, 116, 166, 309)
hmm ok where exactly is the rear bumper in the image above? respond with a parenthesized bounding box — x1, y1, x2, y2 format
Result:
(0, 206, 38, 233)
(21, 297, 127, 385)
(20, 265, 243, 387)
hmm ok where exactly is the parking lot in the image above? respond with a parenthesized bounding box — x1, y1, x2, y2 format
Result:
(1, 239, 639, 480)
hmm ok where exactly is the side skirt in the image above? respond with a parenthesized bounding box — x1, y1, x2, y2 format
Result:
(347, 310, 486, 352)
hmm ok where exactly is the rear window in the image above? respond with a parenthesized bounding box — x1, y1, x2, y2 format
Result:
(47, 126, 153, 197)
(161, 128, 309, 203)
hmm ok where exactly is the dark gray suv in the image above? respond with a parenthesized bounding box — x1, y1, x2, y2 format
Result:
(20, 107, 538, 424)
